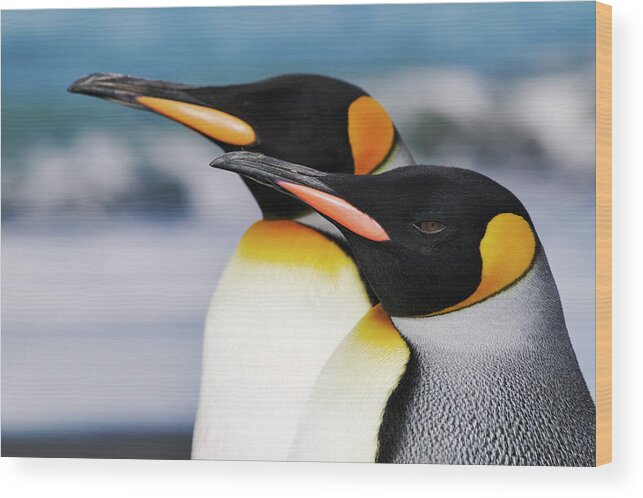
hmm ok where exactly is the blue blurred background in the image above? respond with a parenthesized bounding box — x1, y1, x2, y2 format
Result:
(2, 2, 596, 459)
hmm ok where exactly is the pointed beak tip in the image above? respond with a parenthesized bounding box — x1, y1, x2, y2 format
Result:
(66, 72, 134, 96)
(67, 76, 90, 94)
(209, 152, 245, 171)
(67, 73, 104, 94)
(209, 157, 224, 168)
(210, 151, 263, 168)
(67, 81, 82, 93)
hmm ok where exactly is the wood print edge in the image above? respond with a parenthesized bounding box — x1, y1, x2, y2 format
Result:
(595, 1, 612, 467)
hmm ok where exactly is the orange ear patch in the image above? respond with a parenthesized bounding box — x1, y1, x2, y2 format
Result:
(278, 181, 390, 242)
(136, 96, 256, 146)
(348, 96, 395, 175)
(432, 213, 536, 316)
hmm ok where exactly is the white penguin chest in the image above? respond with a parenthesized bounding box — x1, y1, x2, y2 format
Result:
(191, 220, 372, 461)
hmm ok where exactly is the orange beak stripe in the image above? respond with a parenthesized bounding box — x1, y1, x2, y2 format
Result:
(136, 96, 256, 146)
(278, 181, 390, 242)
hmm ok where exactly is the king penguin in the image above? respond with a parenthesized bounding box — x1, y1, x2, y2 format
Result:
(211, 152, 596, 467)
(68, 73, 414, 460)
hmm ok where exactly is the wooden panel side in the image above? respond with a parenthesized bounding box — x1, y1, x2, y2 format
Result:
(595, 1, 612, 467)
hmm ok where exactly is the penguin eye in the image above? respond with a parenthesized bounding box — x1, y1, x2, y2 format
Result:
(415, 221, 446, 234)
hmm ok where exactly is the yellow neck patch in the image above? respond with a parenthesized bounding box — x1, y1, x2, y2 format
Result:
(348, 96, 395, 175)
(353, 304, 408, 350)
(289, 304, 409, 462)
(136, 96, 256, 146)
(237, 220, 353, 274)
(431, 213, 536, 316)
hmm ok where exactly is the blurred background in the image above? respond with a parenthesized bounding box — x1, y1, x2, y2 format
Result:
(2, 2, 596, 459)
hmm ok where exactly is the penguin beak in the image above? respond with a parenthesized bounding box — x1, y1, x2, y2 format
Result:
(68, 73, 194, 110)
(68, 73, 257, 146)
(211, 152, 390, 242)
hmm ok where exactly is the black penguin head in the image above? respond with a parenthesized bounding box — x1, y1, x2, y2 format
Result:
(68, 73, 402, 218)
(211, 152, 539, 318)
